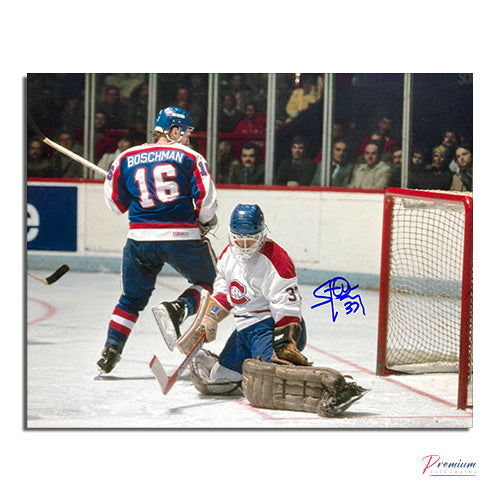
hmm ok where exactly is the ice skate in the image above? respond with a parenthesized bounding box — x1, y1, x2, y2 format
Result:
(327, 382, 370, 416)
(152, 299, 187, 351)
(96, 344, 122, 374)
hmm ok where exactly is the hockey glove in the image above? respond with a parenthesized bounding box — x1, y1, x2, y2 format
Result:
(199, 215, 218, 236)
(199, 297, 229, 343)
(271, 322, 311, 366)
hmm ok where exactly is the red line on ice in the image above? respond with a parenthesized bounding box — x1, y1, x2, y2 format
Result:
(27, 297, 57, 325)
(307, 344, 458, 408)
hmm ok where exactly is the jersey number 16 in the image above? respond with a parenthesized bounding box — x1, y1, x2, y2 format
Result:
(134, 164, 180, 208)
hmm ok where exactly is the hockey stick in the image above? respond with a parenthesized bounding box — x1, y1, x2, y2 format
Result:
(150, 333, 206, 395)
(27, 112, 107, 177)
(27, 265, 70, 285)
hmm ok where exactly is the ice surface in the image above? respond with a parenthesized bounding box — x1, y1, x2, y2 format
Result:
(26, 270, 472, 429)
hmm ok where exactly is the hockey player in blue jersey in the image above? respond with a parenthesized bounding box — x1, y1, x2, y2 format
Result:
(97, 106, 218, 373)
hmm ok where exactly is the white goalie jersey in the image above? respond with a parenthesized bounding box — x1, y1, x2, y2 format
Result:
(212, 239, 302, 331)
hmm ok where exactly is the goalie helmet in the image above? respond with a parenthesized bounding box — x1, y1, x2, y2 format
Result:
(228, 203, 267, 259)
(154, 107, 194, 140)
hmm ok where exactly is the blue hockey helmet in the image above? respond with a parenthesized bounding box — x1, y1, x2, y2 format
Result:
(154, 107, 194, 138)
(229, 204, 267, 258)
(230, 204, 265, 235)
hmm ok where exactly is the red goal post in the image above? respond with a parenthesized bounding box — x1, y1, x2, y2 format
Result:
(376, 188, 473, 409)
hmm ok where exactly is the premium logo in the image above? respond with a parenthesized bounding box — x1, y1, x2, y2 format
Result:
(422, 455, 476, 476)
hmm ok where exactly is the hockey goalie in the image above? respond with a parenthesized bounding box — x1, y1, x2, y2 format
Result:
(174, 204, 369, 417)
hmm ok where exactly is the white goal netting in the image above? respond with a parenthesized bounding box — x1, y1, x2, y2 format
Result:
(379, 190, 472, 407)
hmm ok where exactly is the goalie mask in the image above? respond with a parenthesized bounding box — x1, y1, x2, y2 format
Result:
(154, 107, 194, 141)
(229, 203, 267, 259)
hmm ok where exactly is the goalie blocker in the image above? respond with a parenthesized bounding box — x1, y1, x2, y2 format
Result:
(177, 295, 230, 355)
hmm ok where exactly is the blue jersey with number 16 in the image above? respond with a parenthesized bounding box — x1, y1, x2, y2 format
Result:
(104, 142, 217, 241)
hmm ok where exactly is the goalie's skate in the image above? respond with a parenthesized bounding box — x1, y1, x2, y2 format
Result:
(326, 383, 370, 416)
(152, 300, 187, 351)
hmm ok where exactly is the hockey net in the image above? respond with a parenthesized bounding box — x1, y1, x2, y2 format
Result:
(377, 188, 473, 409)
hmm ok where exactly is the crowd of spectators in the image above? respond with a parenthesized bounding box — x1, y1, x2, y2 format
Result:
(305, 116, 472, 192)
(27, 74, 472, 192)
(27, 77, 152, 178)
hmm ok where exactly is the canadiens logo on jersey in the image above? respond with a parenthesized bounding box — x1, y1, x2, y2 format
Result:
(229, 280, 249, 305)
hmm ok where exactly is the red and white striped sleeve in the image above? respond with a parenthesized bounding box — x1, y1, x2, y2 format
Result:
(191, 151, 217, 225)
(103, 159, 130, 215)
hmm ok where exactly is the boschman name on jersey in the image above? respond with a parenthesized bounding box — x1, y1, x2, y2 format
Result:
(126, 149, 186, 168)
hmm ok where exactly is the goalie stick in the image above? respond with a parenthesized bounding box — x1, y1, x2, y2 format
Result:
(27, 265, 70, 285)
(150, 333, 206, 395)
(28, 112, 107, 177)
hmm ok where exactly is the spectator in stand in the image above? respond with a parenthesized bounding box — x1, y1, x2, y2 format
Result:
(442, 128, 460, 150)
(186, 74, 208, 130)
(450, 142, 473, 192)
(30, 85, 62, 130)
(103, 74, 145, 101)
(61, 91, 84, 131)
(94, 111, 115, 163)
(349, 141, 391, 189)
(219, 93, 245, 133)
(276, 136, 317, 187)
(388, 146, 403, 187)
(129, 123, 147, 145)
(233, 102, 266, 135)
(245, 74, 268, 113)
(216, 140, 241, 184)
(411, 147, 427, 170)
(97, 86, 129, 129)
(407, 146, 429, 188)
(285, 75, 322, 121)
(441, 128, 461, 173)
(228, 74, 252, 112)
(313, 121, 345, 165)
(132, 122, 149, 145)
(227, 142, 264, 184)
(98, 133, 134, 171)
(357, 132, 393, 165)
(127, 81, 148, 131)
(52, 129, 84, 178)
(332, 122, 345, 140)
(27, 137, 53, 177)
(311, 139, 355, 187)
(367, 131, 383, 148)
(410, 145, 453, 190)
(330, 140, 356, 187)
(355, 113, 398, 161)
(172, 87, 190, 109)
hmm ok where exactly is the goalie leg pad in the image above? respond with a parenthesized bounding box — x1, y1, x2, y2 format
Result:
(190, 349, 241, 395)
(242, 358, 369, 417)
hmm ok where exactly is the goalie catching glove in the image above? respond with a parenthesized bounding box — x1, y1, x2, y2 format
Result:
(177, 296, 229, 355)
(271, 322, 311, 366)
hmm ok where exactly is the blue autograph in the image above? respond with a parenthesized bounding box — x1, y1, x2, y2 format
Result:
(311, 276, 366, 323)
